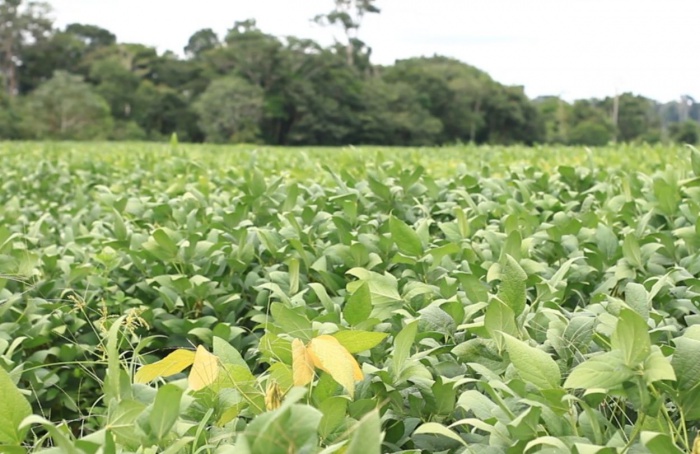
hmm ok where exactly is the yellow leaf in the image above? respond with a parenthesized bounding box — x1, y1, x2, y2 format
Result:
(134, 349, 196, 384)
(292, 338, 314, 386)
(188, 345, 220, 391)
(308, 335, 364, 395)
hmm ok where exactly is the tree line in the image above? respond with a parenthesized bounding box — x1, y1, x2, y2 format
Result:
(1, 0, 698, 146)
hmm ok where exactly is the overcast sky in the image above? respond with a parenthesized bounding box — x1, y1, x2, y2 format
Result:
(48, 0, 698, 103)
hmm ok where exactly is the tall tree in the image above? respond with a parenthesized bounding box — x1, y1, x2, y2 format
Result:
(313, 0, 380, 67)
(193, 76, 264, 143)
(22, 70, 112, 139)
(0, 0, 52, 96)
(184, 28, 219, 59)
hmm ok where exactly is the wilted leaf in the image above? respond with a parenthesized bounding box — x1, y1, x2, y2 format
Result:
(308, 335, 363, 395)
(188, 345, 220, 391)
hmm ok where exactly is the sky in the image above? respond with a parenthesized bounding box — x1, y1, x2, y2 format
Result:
(48, 0, 699, 103)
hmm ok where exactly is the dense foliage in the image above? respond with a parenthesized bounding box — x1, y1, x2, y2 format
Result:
(2, 142, 700, 453)
(0, 0, 699, 145)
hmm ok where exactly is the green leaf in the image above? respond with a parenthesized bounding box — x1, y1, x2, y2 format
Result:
(624, 283, 649, 320)
(431, 377, 457, 415)
(564, 350, 634, 389)
(0, 367, 32, 445)
(500, 230, 522, 261)
(672, 335, 700, 390)
(611, 308, 650, 367)
(247, 403, 323, 454)
(642, 346, 675, 385)
(213, 336, 248, 368)
(319, 397, 348, 439)
(484, 298, 518, 350)
(502, 333, 561, 390)
(270, 303, 313, 341)
(332, 330, 388, 354)
(653, 178, 679, 216)
(19, 416, 81, 454)
(456, 273, 489, 304)
(691, 146, 700, 176)
(389, 216, 423, 257)
(345, 409, 382, 454)
(344, 282, 372, 326)
(496, 255, 527, 316)
(391, 321, 418, 379)
(595, 224, 618, 260)
(640, 431, 684, 454)
(149, 384, 183, 441)
(622, 234, 643, 269)
(346, 268, 402, 320)
(412, 422, 467, 447)
(573, 443, 618, 454)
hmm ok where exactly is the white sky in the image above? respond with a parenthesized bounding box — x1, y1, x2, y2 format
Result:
(49, 0, 699, 102)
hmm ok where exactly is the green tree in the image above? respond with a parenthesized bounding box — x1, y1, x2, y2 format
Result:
(184, 28, 219, 59)
(22, 70, 112, 139)
(601, 93, 660, 142)
(313, 0, 380, 67)
(568, 119, 613, 146)
(357, 78, 442, 145)
(534, 96, 571, 144)
(669, 120, 700, 144)
(18, 23, 115, 93)
(0, 0, 52, 96)
(193, 76, 264, 143)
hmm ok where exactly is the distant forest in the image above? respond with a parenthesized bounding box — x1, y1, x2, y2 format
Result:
(1, 0, 698, 145)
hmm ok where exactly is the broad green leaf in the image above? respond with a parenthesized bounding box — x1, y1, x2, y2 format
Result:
(149, 384, 183, 441)
(391, 321, 418, 379)
(431, 377, 457, 415)
(500, 230, 522, 261)
(270, 303, 313, 341)
(653, 177, 679, 216)
(247, 404, 323, 454)
(213, 336, 247, 368)
(345, 409, 382, 454)
(135, 349, 196, 384)
(346, 268, 401, 306)
(672, 335, 700, 390)
(389, 216, 423, 257)
(484, 298, 518, 349)
(412, 422, 467, 447)
(642, 346, 675, 385)
(332, 330, 388, 353)
(595, 224, 618, 259)
(564, 350, 634, 389)
(640, 431, 684, 454)
(344, 282, 372, 326)
(691, 146, 700, 176)
(502, 333, 561, 390)
(496, 255, 527, 316)
(318, 397, 348, 439)
(611, 308, 650, 367)
(622, 234, 643, 269)
(0, 367, 32, 445)
(573, 443, 617, 454)
(456, 272, 489, 304)
(624, 283, 649, 320)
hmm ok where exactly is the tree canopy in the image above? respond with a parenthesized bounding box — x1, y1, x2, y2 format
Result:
(0, 0, 697, 145)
